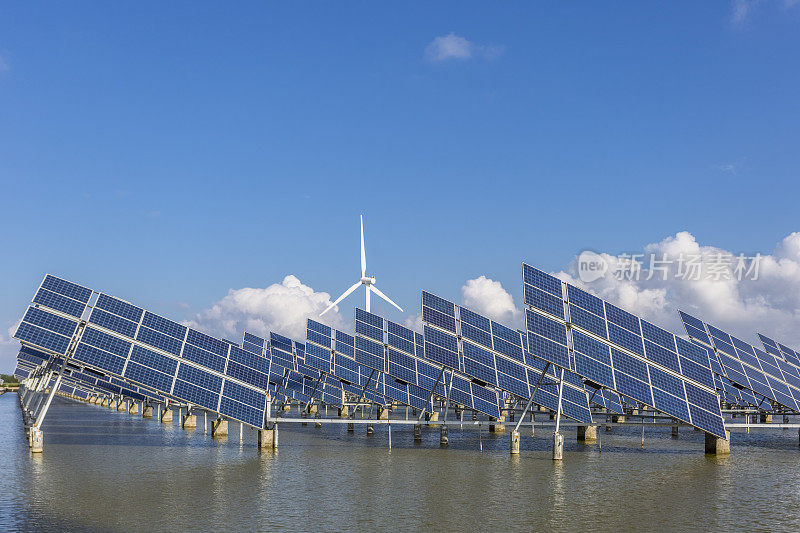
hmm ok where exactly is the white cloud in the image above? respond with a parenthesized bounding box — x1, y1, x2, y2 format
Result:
(0, 323, 20, 374)
(559, 231, 800, 348)
(730, 0, 799, 26)
(424, 33, 504, 62)
(404, 313, 424, 333)
(187, 275, 347, 343)
(731, 0, 759, 26)
(461, 275, 523, 328)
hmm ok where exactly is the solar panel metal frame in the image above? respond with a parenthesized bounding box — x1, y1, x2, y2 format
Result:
(523, 264, 727, 438)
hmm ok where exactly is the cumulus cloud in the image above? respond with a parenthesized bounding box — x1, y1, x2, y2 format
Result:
(424, 33, 504, 62)
(187, 275, 347, 343)
(559, 231, 800, 348)
(0, 324, 20, 374)
(461, 276, 523, 328)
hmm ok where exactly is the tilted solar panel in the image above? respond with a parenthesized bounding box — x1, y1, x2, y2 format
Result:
(421, 292, 593, 423)
(523, 264, 727, 438)
(679, 314, 800, 413)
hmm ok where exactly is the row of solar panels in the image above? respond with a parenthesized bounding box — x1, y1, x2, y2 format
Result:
(15, 267, 800, 440)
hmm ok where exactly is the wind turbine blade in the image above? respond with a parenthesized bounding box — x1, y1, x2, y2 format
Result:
(360, 214, 366, 278)
(320, 280, 363, 316)
(370, 284, 403, 313)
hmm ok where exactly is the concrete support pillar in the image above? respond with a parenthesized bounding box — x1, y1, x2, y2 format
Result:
(366, 423, 374, 435)
(258, 427, 278, 449)
(552, 432, 564, 461)
(377, 407, 389, 420)
(160, 407, 173, 424)
(30, 427, 43, 453)
(440, 426, 448, 446)
(672, 425, 679, 438)
(117, 400, 127, 412)
(489, 415, 506, 433)
(142, 405, 154, 418)
(539, 405, 548, 412)
(308, 404, 318, 415)
(510, 430, 520, 454)
(347, 422, 354, 432)
(577, 425, 597, 443)
(705, 430, 731, 455)
(760, 413, 773, 424)
(101, 398, 109, 407)
(182, 413, 197, 429)
(413, 424, 422, 442)
(338, 406, 349, 417)
(282, 403, 291, 412)
(612, 415, 625, 424)
(211, 419, 229, 437)
(128, 402, 139, 415)
(109, 400, 117, 410)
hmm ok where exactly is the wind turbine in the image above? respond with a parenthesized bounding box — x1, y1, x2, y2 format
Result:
(320, 215, 403, 315)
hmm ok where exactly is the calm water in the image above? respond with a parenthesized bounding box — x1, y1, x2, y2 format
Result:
(3, 394, 800, 532)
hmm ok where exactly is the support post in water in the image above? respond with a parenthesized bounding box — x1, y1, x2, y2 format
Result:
(552, 367, 566, 461)
(510, 363, 551, 455)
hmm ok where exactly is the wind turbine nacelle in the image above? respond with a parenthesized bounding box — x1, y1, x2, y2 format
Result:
(361, 276, 375, 285)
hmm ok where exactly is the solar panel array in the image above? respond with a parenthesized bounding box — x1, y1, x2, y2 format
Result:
(14, 275, 269, 429)
(523, 264, 727, 438)
(355, 307, 505, 416)
(305, 319, 390, 407)
(680, 313, 800, 412)
(420, 292, 593, 422)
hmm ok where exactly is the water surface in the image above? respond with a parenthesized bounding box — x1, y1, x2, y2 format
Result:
(3, 394, 799, 532)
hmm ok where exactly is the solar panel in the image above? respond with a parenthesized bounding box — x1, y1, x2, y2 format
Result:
(356, 307, 503, 418)
(420, 293, 593, 423)
(523, 264, 727, 438)
(679, 314, 800, 413)
(305, 319, 389, 407)
(13, 274, 270, 429)
(260, 330, 342, 404)
(758, 334, 800, 395)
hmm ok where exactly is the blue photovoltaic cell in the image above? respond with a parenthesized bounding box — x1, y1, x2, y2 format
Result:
(177, 363, 223, 394)
(136, 326, 183, 356)
(222, 380, 266, 410)
(142, 311, 187, 341)
(226, 360, 268, 390)
(22, 306, 78, 337)
(244, 332, 265, 348)
(523, 263, 727, 438)
(229, 345, 268, 373)
(89, 307, 138, 338)
(73, 343, 126, 375)
(129, 345, 178, 375)
(123, 361, 174, 392)
(172, 379, 219, 410)
(42, 274, 92, 303)
(219, 397, 263, 428)
(15, 322, 72, 355)
(95, 293, 144, 323)
(186, 329, 229, 357)
(182, 344, 227, 373)
(33, 288, 87, 318)
(82, 327, 131, 358)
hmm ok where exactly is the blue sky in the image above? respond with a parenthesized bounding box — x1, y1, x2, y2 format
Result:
(2, 2, 800, 371)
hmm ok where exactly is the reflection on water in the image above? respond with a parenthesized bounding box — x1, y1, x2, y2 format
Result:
(2, 395, 800, 532)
